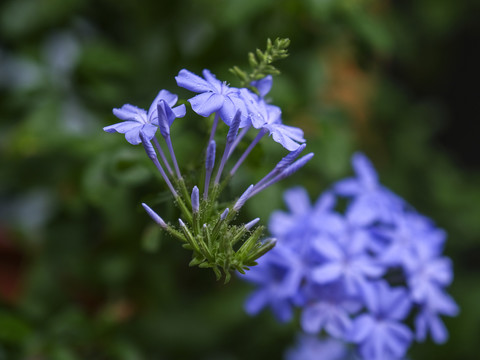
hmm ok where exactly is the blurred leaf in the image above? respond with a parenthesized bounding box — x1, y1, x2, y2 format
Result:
(0, 0, 81, 40)
(141, 224, 163, 252)
(0, 310, 31, 344)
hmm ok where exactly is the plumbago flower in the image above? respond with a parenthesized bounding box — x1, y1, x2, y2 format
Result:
(103, 39, 313, 282)
(241, 152, 458, 359)
(105, 90, 186, 145)
(286, 335, 351, 360)
(175, 68, 247, 128)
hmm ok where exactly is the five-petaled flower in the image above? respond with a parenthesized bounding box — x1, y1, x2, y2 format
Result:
(104, 89, 186, 145)
(175, 69, 247, 126)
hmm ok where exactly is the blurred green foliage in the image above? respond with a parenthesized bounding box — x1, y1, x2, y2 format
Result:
(1, 0, 479, 358)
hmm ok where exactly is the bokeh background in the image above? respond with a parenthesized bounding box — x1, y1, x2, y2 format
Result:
(1, 0, 479, 359)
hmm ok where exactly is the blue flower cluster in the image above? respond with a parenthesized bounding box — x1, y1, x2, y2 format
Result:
(103, 69, 313, 279)
(242, 153, 458, 360)
(104, 69, 310, 199)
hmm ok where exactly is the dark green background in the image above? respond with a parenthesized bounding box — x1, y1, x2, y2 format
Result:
(1, 0, 479, 358)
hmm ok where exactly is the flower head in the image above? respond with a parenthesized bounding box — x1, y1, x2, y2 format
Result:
(103, 65, 311, 283)
(243, 152, 457, 360)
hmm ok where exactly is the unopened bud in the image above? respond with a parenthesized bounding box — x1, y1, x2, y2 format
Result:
(245, 218, 260, 231)
(142, 203, 167, 229)
(191, 186, 200, 213)
(234, 184, 254, 212)
(206, 140, 216, 171)
(220, 208, 229, 220)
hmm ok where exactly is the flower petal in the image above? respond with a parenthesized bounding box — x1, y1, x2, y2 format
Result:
(301, 304, 327, 333)
(148, 89, 178, 117)
(313, 238, 343, 260)
(352, 152, 379, 190)
(349, 314, 375, 342)
(125, 127, 141, 145)
(141, 123, 158, 141)
(269, 211, 298, 238)
(175, 69, 214, 93)
(103, 120, 139, 134)
(188, 92, 224, 117)
(218, 95, 237, 126)
(266, 124, 305, 151)
(283, 187, 311, 215)
(266, 104, 282, 124)
(172, 104, 186, 119)
(312, 262, 343, 284)
(334, 178, 361, 196)
(113, 104, 146, 123)
(156, 100, 175, 136)
(346, 196, 381, 226)
(251, 75, 273, 97)
(244, 289, 269, 315)
(202, 69, 222, 93)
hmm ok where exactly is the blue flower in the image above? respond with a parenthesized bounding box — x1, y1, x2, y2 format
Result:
(414, 286, 459, 344)
(175, 69, 247, 126)
(300, 282, 362, 338)
(104, 90, 185, 145)
(242, 246, 303, 322)
(268, 188, 341, 267)
(349, 281, 413, 360)
(404, 241, 453, 304)
(403, 240, 459, 344)
(373, 211, 446, 267)
(311, 220, 384, 300)
(285, 335, 349, 360)
(250, 75, 273, 97)
(243, 152, 457, 360)
(334, 152, 403, 226)
(240, 88, 305, 151)
(268, 186, 317, 243)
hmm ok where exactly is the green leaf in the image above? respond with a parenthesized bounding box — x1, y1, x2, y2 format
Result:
(0, 310, 32, 344)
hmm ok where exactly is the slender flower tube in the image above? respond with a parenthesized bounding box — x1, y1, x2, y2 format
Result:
(228, 125, 251, 159)
(208, 113, 220, 144)
(204, 140, 216, 199)
(250, 153, 314, 197)
(234, 185, 254, 212)
(140, 132, 178, 197)
(255, 144, 306, 189)
(152, 137, 173, 175)
(220, 208, 229, 220)
(157, 100, 183, 179)
(214, 110, 241, 184)
(230, 128, 268, 176)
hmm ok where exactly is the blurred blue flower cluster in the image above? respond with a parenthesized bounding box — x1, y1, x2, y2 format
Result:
(242, 153, 458, 360)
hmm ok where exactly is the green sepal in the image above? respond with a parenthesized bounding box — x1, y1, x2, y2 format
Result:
(189, 256, 205, 267)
